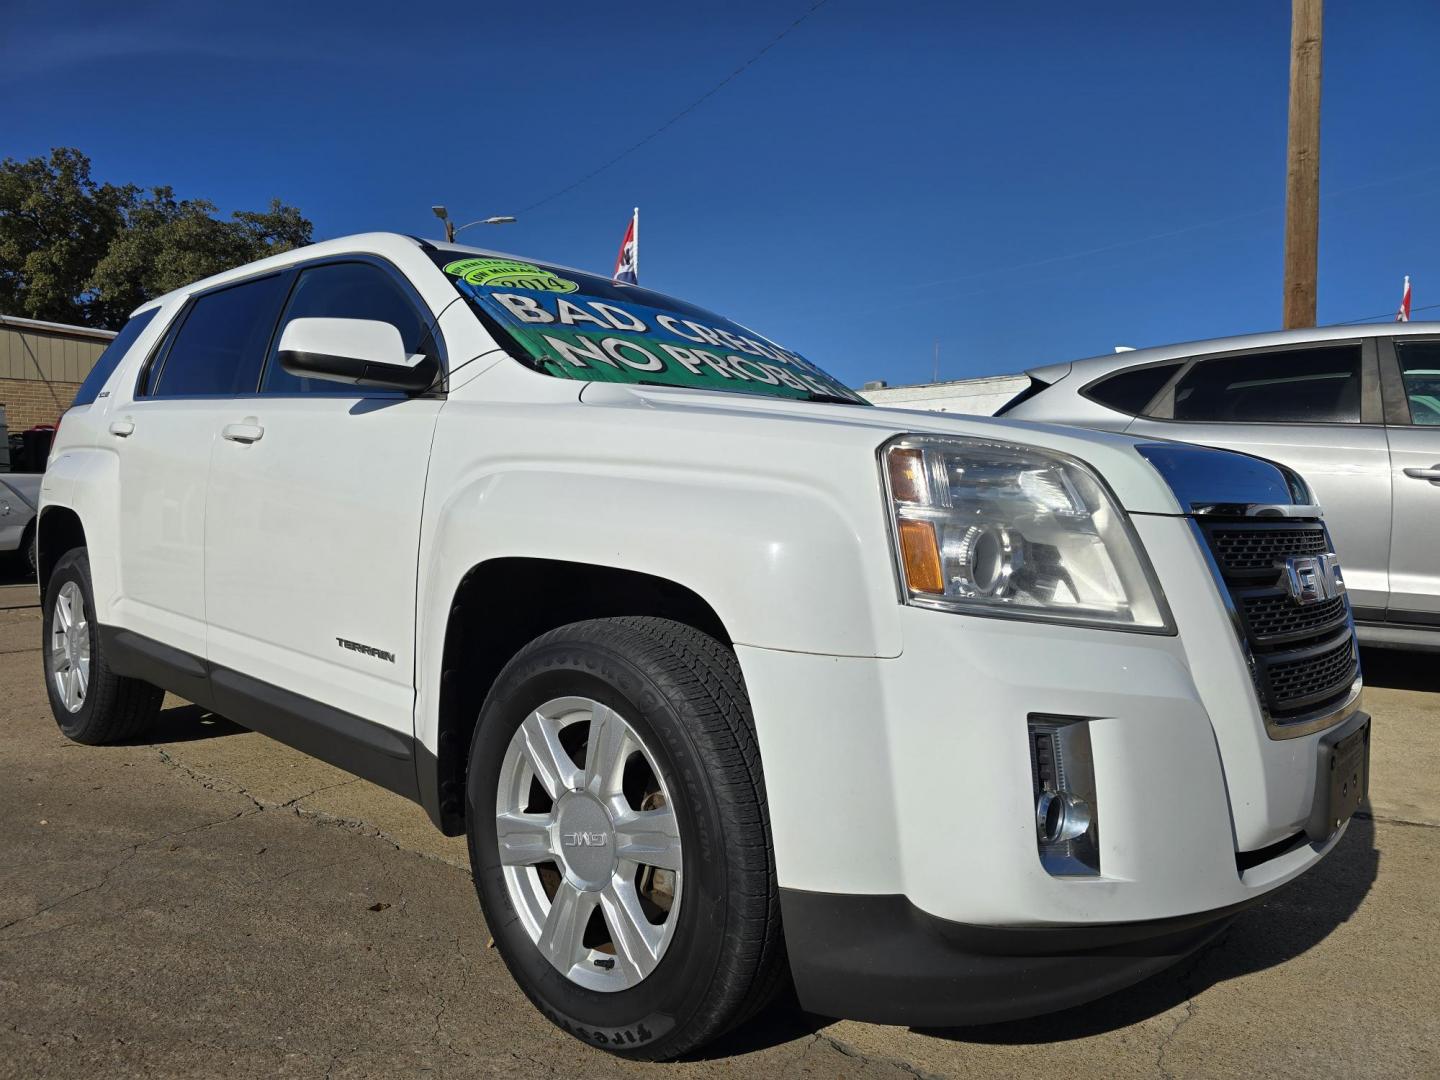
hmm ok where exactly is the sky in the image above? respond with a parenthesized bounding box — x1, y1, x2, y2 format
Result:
(5, 0, 1439, 388)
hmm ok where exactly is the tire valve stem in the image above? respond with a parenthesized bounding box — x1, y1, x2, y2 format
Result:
(594, 957, 616, 970)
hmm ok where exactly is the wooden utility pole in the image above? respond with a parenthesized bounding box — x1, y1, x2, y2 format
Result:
(1282, 0, 1323, 329)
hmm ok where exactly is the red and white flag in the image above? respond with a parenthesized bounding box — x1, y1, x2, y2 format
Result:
(1397, 275, 1412, 322)
(613, 207, 638, 285)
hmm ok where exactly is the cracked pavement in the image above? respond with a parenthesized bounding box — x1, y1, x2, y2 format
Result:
(1, 581, 1438, 1078)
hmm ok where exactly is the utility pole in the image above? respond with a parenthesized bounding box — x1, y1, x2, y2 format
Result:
(1282, 0, 1323, 329)
(932, 339, 939, 383)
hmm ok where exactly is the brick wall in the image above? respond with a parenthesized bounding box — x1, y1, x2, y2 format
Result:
(0, 377, 82, 430)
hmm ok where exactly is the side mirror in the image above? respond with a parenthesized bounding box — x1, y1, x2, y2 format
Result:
(276, 317, 438, 393)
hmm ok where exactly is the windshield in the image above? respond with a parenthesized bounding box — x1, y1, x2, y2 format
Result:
(430, 249, 866, 404)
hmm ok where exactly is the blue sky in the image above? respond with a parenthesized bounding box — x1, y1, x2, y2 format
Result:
(6, 0, 1438, 387)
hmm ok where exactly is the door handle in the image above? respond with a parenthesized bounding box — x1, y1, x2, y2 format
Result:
(221, 421, 265, 445)
(1402, 465, 1440, 483)
(108, 419, 134, 438)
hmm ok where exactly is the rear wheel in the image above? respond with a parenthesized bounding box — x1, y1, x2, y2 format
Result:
(43, 548, 163, 744)
(466, 617, 783, 1059)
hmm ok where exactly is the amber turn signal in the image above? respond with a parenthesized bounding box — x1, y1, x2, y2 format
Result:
(898, 518, 944, 594)
(887, 448, 927, 504)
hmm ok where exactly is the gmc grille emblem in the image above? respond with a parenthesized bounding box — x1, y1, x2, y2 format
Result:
(1284, 553, 1345, 606)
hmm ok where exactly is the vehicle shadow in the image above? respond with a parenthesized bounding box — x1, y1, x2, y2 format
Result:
(688, 985, 831, 1059)
(119, 702, 246, 745)
(1360, 647, 1440, 693)
(688, 815, 1378, 1057)
(915, 814, 1378, 1045)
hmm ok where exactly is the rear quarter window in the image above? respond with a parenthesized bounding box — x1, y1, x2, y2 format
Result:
(1081, 362, 1182, 416)
(71, 309, 160, 407)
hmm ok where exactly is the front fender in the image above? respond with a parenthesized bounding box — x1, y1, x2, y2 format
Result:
(413, 460, 903, 751)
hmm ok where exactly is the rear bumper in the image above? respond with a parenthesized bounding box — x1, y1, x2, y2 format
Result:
(781, 889, 1248, 1026)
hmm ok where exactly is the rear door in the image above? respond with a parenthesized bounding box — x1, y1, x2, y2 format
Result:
(110, 273, 290, 657)
(1124, 340, 1392, 614)
(1380, 336, 1440, 623)
(203, 258, 444, 739)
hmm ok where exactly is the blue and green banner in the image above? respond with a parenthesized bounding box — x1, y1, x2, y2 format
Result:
(438, 255, 864, 403)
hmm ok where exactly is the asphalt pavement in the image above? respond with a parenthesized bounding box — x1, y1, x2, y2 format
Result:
(1, 564, 1437, 1079)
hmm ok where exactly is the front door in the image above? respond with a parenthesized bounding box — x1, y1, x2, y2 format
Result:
(1384, 337, 1440, 622)
(203, 259, 444, 738)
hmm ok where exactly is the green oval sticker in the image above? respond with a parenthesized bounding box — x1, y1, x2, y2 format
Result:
(443, 258, 578, 294)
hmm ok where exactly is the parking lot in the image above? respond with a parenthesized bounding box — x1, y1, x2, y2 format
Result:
(1, 566, 1437, 1080)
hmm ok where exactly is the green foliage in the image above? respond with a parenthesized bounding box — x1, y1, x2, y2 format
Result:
(0, 148, 313, 329)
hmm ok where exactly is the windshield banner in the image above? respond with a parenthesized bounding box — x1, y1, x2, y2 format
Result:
(441, 257, 862, 402)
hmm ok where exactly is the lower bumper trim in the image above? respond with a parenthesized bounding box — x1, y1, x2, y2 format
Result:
(780, 889, 1256, 1027)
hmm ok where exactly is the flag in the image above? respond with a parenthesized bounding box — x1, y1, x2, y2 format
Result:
(613, 208, 638, 285)
(1397, 275, 1412, 322)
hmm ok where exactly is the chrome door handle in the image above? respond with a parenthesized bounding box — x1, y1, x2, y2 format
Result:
(221, 422, 264, 444)
(108, 419, 134, 438)
(1403, 465, 1440, 482)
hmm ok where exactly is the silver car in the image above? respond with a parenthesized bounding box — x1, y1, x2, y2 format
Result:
(1001, 323, 1440, 651)
(0, 472, 39, 574)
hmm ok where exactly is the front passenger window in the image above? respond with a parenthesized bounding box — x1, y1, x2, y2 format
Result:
(1165, 345, 1362, 424)
(261, 262, 432, 395)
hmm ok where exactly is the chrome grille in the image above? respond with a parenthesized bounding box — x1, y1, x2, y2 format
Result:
(1198, 520, 1359, 723)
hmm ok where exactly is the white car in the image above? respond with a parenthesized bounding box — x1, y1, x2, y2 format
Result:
(38, 234, 1369, 1059)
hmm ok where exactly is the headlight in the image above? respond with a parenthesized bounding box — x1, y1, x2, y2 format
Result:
(881, 435, 1172, 632)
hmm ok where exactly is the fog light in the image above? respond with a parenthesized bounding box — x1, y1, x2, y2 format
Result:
(1036, 790, 1091, 843)
(1028, 716, 1101, 876)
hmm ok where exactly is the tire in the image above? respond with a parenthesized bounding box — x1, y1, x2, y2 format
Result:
(42, 547, 163, 745)
(466, 617, 784, 1060)
(21, 519, 37, 578)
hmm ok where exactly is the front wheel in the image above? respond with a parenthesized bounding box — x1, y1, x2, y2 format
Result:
(42, 547, 163, 744)
(466, 617, 784, 1060)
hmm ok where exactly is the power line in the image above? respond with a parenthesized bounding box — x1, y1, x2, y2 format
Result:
(1329, 301, 1440, 326)
(519, 0, 830, 214)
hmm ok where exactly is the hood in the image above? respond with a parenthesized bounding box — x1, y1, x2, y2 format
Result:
(576, 381, 1201, 515)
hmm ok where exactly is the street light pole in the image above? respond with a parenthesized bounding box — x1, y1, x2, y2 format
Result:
(431, 205, 516, 244)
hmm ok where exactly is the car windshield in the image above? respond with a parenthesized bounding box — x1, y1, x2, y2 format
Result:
(429, 248, 866, 404)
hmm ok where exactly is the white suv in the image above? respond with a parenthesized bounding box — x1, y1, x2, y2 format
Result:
(38, 234, 1370, 1059)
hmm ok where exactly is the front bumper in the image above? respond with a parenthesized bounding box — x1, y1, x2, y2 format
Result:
(781, 888, 1246, 1026)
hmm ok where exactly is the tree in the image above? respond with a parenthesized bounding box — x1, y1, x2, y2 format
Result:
(0, 148, 130, 326)
(0, 148, 313, 329)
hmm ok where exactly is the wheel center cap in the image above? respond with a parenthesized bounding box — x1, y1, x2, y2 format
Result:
(553, 792, 615, 890)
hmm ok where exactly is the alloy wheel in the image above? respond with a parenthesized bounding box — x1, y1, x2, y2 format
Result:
(50, 580, 91, 714)
(495, 696, 683, 991)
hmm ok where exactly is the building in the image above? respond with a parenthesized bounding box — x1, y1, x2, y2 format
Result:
(858, 373, 1029, 415)
(1, 314, 114, 431)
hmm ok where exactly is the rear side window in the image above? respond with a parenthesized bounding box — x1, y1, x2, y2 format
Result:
(1394, 340, 1440, 425)
(1083, 362, 1181, 415)
(72, 309, 160, 407)
(1169, 345, 1362, 424)
(260, 262, 430, 395)
(994, 376, 1050, 415)
(149, 274, 290, 397)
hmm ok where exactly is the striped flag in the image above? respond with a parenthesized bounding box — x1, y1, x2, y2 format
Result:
(1397, 275, 1412, 322)
(613, 208, 638, 285)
